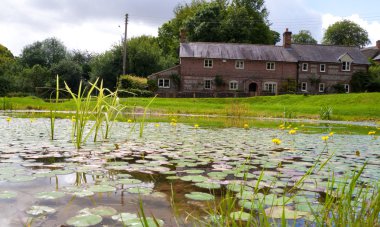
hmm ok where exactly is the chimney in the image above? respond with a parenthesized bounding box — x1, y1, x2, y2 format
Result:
(180, 29, 187, 43)
(377, 40, 380, 50)
(283, 28, 292, 48)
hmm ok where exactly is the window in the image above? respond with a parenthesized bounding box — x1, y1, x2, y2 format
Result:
(235, 60, 244, 69)
(158, 78, 170, 88)
(302, 63, 308, 71)
(204, 80, 212, 89)
(266, 62, 275, 70)
(319, 83, 325, 92)
(229, 81, 238, 90)
(263, 82, 277, 93)
(320, 64, 326, 72)
(344, 84, 350, 93)
(204, 59, 213, 68)
(301, 82, 307, 92)
(342, 61, 351, 71)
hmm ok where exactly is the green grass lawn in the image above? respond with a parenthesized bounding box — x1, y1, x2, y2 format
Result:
(1, 93, 380, 121)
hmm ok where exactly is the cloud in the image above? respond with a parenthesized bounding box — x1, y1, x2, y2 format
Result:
(322, 14, 380, 46)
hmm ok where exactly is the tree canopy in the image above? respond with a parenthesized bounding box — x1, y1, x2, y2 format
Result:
(322, 20, 370, 47)
(292, 30, 317, 44)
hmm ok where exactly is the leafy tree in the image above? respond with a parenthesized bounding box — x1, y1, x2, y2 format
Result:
(50, 59, 83, 92)
(68, 50, 93, 80)
(20, 37, 67, 68)
(322, 20, 370, 47)
(0, 44, 21, 95)
(292, 30, 317, 44)
(16, 65, 50, 93)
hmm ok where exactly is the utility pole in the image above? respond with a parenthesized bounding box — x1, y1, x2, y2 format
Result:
(122, 14, 128, 76)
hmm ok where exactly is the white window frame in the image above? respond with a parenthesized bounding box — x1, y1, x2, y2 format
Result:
(204, 59, 213, 68)
(320, 64, 326, 72)
(204, 79, 212, 89)
(158, 78, 170, 88)
(344, 84, 350, 93)
(302, 63, 308, 71)
(235, 60, 244, 69)
(342, 61, 351, 71)
(266, 62, 275, 70)
(319, 83, 325, 93)
(263, 82, 277, 93)
(301, 82, 307, 92)
(229, 80, 238, 90)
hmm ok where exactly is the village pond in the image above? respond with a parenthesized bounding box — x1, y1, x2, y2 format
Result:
(0, 117, 379, 226)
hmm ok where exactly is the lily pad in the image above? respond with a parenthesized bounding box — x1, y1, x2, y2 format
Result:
(126, 187, 153, 194)
(72, 190, 95, 198)
(0, 191, 17, 199)
(194, 182, 221, 189)
(8, 175, 36, 183)
(112, 212, 138, 222)
(118, 178, 142, 185)
(230, 211, 252, 221)
(88, 206, 117, 217)
(35, 191, 65, 200)
(26, 205, 56, 216)
(66, 213, 102, 227)
(185, 192, 215, 201)
(264, 206, 309, 219)
(180, 175, 209, 183)
(88, 184, 116, 193)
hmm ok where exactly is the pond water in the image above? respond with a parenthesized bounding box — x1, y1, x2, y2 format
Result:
(0, 117, 379, 226)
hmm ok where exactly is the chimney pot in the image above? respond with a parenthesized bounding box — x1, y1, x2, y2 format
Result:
(377, 40, 380, 50)
(283, 28, 292, 48)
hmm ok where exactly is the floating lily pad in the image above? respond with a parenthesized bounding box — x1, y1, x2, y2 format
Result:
(183, 169, 205, 174)
(238, 200, 262, 210)
(8, 175, 36, 183)
(166, 176, 180, 180)
(185, 192, 215, 201)
(26, 205, 56, 216)
(0, 191, 17, 199)
(180, 175, 209, 182)
(264, 206, 309, 219)
(72, 190, 95, 198)
(112, 212, 138, 222)
(118, 178, 142, 185)
(88, 184, 116, 193)
(35, 191, 65, 200)
(88, 206, 117, 217)
(52, 169, 74, 175)
(194, 182, 221, 189)
(230, 211, 252, 221)
(66, 213, 102, 227)
(126, 187, 153, 194)
(207, 171, 228, 179)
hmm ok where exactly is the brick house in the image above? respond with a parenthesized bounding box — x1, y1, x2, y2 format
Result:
(361, 40, 380, 63)
(149, 29, 369, 97)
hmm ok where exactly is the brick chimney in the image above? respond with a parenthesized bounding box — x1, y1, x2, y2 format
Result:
(377, 40, 380, 50)
(180, 29, 187, 43)
(283, 28, 292, 48)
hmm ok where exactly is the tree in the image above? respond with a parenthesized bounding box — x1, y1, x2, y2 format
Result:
(50, 59, 83, 92)
(322, 20, 370, 47)
(16, 65, 50, 93)
(292, 30, 317, 44)
(20, 37, 67, 68)
(68, 50, 93, 81)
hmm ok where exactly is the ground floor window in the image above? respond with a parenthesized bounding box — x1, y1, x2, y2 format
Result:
(229, 81, 238, 90)
(204, 79, 212, 89)
(301, 82, 307, 92)
(158, 78, 170, 88)
(319, 83, 325, 92)
(344, 84, 350, 93)
(263, 82, 277, 93)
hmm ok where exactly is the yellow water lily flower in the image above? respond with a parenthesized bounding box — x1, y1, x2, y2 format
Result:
(170, 122, 177, 126)
(243, 123, 249, 129)
(288, 129, 296, 135)
(30, 118, 36, 123)
(329, 132, 334, 136)
(6, 117, 11, 122)
(194, 124, 199, 129)
(127, 119, 132, 123)
(368, 131, 376, 135)
(322, 136, 329, 141)
(272, 138, 282, 145)
(155, 123, 160, 127)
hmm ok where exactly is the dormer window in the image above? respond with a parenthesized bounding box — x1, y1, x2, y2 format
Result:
(342, 62, 351, 71)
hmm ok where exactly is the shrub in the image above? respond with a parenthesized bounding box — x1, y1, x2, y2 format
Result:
(119, 75, 147, 90)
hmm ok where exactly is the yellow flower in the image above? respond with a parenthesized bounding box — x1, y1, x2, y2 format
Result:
(293, 127, 298, 130)
(127, 119, 132, 123)
(329, 132, 334, 136)
(301, 124, 305, 127)
(368, 131, 376, 135)
(155, 123, 160, 127)
(170, 122, 177, 126)
(30, 118, 36, 123)
(288, 129, 296, 135)
(6, 117, 11, 122)
(322, 136, 329, 141)
(71, 116, 76, 122)
(194, 124, 199, 129)
(243, 123, 249, 129)
(171, 118, 177, 123)
(272, 138, 282, 145)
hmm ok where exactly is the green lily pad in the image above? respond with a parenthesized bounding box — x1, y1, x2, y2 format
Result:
(26, 205, 56, 216)
(88, 206, 117, 217)
(88, 184, 116, 193)
(8, 175, 36, 183)
(230, 211, 252, 221)
(194, 182, 221, 189)
(0, 191, 17, 199)
(112, 212, 138, 222)
(183, 169, 205, 174)
(126, 187, 153, 194)
(238, 200, 263, 210)
(166, 176, 180, 180)
(185, 192, 215, 201)
(35, 191, 65, 200)
(207, 171, 228, 179)
(66, 213, 102, 227)
(72, 190, 95, 198)
(118, 178, 142, 185)
(264, 206, 309, 219)
(180, 175, 209, 182)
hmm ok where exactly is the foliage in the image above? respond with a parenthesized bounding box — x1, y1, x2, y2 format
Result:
(292, 30, 317, 44)
(68, 50, 93, 81)
(332, 84, 346, 93)
(147, 79, 158, 92)
(350, 70, 373, 92)
(322, 20, 370, 47)
(214, 75, 225, 87)
(20, 37, 67, 68)
(50, 59, 83, 93)
(17, 64, 50, 94)
(119, 75, 147, 90)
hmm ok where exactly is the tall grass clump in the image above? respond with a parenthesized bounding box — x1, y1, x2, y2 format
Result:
(320, 105, 333, 120)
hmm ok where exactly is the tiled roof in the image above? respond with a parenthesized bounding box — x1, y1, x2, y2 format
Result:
(180, 42, 298, 62)
(290, 44, 369, 64)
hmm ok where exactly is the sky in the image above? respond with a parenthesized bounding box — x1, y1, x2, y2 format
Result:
(1, 0, 380, 56)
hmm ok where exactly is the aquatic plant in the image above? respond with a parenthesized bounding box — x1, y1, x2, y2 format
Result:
(320, 105, 333, 120)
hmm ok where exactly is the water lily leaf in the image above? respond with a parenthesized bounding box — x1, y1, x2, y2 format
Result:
(117, 173, 133, 178)
(8, 175, 36, 183)
(52, 169, 74, 175)
(118, 178, 142, 185)
(26, 205, 56, 216)
(194, 182, 221, 189)
(66, 213, 102, 227)
(207, 171, 228, 180)
(72, 190, 95, 198)
(35, 191, 65, 200)
(230, 211, 252, 221)
(183, 169, 205, 174)
(180, 175, 209, 182)
(0, 191, 17, 199)
(238, 200, 262, 210)
(126, 187, 153, 194)
(166, 176, 180, 180)
(88, 206, 117, 217)
(185, 192, 215, 201)
(88, 184, 116, 193)
(264, 206, 309, 219)
(112, 212, 137, 222)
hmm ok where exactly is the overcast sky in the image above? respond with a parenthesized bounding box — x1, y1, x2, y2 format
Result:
(1, 0, 379, 56)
